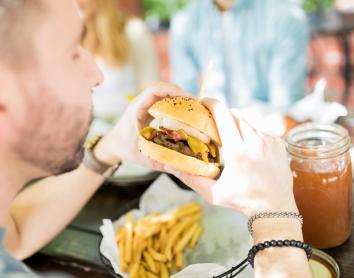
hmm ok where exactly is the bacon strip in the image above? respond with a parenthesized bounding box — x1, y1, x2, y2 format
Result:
(159, 127, 188, 142)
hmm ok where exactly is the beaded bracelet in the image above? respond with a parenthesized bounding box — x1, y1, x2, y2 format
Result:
(247, 239, 312, 267)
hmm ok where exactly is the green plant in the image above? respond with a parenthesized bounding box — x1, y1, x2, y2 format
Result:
(303, 0, 334, 13)
(143, 0, 190, 21)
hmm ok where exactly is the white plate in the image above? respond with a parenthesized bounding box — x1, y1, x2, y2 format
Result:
(107, 161, 159, 186)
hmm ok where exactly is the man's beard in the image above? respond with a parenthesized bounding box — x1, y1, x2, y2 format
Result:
(13, 86, 92, 176)
(53, 134, 87, 174)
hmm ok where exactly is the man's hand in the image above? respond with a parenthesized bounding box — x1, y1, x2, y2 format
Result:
(165, 98, 298, 218)
(94, 82, 188, 171)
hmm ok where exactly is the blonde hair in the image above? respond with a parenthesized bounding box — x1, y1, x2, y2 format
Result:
(81, 0, 130, 67)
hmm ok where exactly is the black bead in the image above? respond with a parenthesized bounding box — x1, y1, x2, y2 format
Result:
(270, 240, 277, 247)
(290, 240, 296, 246)
(302, 243, 309, 250)
(276, 240, 284, 247)
(252, 246, 258, 254)
(296, 241, 303, 248)
(264, 241, 271, 248)
(306, 249, 313, 257)
(284, 240, 290, 246)
(257, 243, 265, 250)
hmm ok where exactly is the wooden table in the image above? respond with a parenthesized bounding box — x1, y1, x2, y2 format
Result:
(25, 178, 354, 277)
(325, 189, 354, 278)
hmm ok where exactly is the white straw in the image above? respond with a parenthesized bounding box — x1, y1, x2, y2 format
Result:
(198, 60, 214, 99)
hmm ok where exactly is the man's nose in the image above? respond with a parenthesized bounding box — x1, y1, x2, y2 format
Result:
(92, 61, 104, 88)
(89, 56, 104, 88)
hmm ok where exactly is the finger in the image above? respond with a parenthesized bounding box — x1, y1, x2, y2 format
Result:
(164, 166, 215, 203)
(258, 132, 276, 144)
(272, 136, 287, 156)
(230, 108, 245, 140)
(137, 82, 189, 110)
(142, 81, 190, 98)
(238, 119, 264, 148)
(229, 109, 261, 143)
(135, 82, 190, 129)
(202, 98, 243, 159)
(138, 155, 166, 172)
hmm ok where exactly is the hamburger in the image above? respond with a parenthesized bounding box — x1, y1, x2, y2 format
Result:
(138, 96, 221, 178)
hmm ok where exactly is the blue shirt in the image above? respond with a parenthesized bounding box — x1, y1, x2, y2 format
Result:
(170, 0, 309, 110)
(0, 228, 70, 278)
(0, 228, 36, 277)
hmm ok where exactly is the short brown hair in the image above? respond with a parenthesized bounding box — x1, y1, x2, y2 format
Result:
(0, 0, 43, 66)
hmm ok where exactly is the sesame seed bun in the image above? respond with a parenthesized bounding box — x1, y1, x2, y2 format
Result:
(148, 96, 221, 145)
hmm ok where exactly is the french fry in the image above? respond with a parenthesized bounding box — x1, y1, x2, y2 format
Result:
(153, 237, 161, 251)
(155, 203, 199, 224)
(115, 227, 124, 243)
(118, 235, 128, 273)
(141, 260, 149, 270)
(148, 237, 153, 249)
(175, 202, 201, 218)
(139, 265, 147, 278)
(143, 251, 157, 274)
(117, 228, 125, 252)
(174, 222, 199, 253)
(129, 260, 139, 278)
(124, 214, 133, 263)
(166, 219, 177, 230)
(146, 271, 159, 278)
(164, 216, 198, 260)
(155, 259, 160, 274)
(148, 247, 167, 262)
(160, 227, 167, 251)
(175, 252, 184, 271)
(189, 225, 203, 249)
(143, 224, 161, 238)
(160, 262, 169, 278)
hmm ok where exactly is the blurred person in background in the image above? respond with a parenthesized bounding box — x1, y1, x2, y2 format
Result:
(80, 0, 159, 134)
(170, 0, 309, 111)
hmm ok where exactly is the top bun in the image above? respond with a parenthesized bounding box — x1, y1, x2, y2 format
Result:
(148, 96, 221, 145)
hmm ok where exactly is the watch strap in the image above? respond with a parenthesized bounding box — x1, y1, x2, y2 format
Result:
(83, 135, 121, 178)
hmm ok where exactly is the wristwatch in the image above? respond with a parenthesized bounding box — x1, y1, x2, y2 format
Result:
(83, 135, 122, 178)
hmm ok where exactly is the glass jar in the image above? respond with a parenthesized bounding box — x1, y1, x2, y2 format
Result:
(286, 123, 352, 249)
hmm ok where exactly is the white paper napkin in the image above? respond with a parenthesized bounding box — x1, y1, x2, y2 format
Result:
(288, 79, 347, 124)
(99, 174, 253, 277)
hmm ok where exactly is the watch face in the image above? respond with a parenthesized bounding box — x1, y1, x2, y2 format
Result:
(84, 135, 103, 150)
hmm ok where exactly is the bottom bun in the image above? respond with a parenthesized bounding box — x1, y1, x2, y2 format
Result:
(138, 136, 220, 178)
